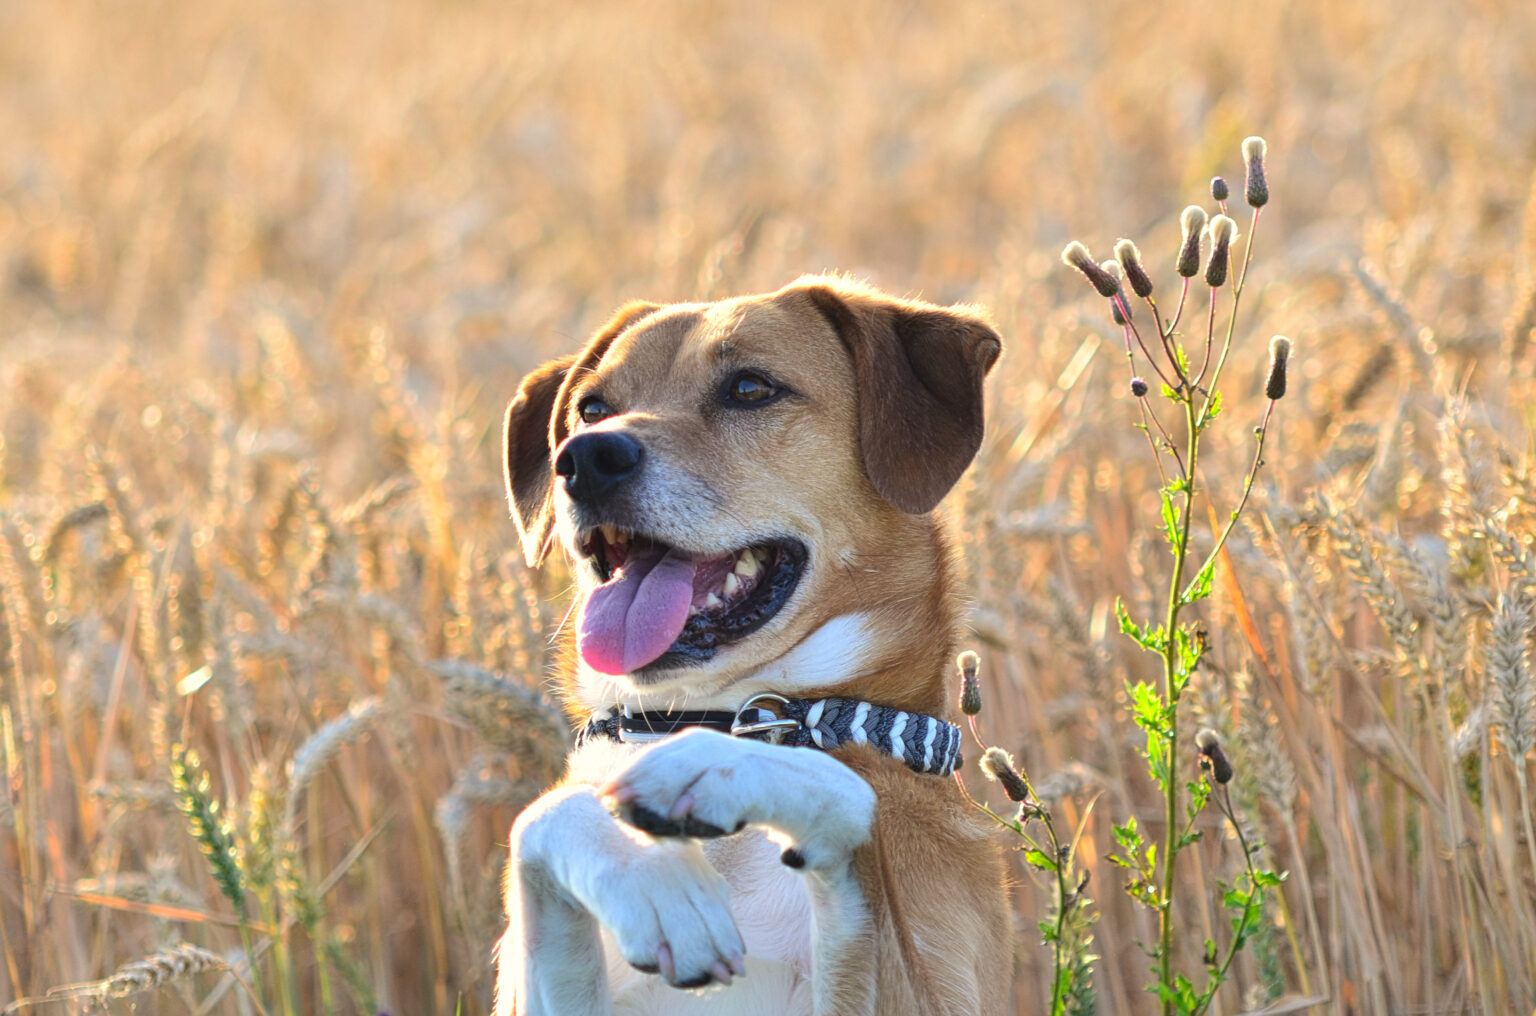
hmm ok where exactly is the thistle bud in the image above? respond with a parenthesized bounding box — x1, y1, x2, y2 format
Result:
(1195, 728, 1234, 785)
(1101, 259, 1131, 323)
(1130, 376, 1148, 397)
(1061, 241, 1121, 298)
(1114, 238, 1154, 298)
(957, 650, 982, 716)
(1204, 214, 1238, 288)
(980, 746, 1031, 802)
(1177, 205, 1207, 278)
(1211, 176, 1229, 202)
(1265, 335, 1292, 400)
(1242, 136, 1269, 208)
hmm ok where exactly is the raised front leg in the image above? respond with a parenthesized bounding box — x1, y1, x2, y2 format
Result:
(495, 783, 748, 1016)
(602, 728, 880, 1016)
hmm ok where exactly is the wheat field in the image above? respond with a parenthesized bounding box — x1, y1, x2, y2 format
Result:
(3, 0, 1536, 1013)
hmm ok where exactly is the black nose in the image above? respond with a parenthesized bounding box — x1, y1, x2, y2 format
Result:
(555, 431, 644, 504)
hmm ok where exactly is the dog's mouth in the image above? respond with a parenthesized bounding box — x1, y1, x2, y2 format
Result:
(575, 527, 806, 677)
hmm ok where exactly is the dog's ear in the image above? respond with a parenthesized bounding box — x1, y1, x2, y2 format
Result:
(800, 283, 1002, 514)
(503, 301, 660, 566)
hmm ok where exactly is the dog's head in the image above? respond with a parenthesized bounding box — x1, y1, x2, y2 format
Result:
(504, 276, 1001, 701)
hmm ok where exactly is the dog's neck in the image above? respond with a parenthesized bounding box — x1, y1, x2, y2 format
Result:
(568, 513, 962, 720)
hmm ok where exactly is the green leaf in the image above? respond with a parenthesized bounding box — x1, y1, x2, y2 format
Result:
(1181, 558, 1216, 604)
(1160, 490, 1183, 553)
(1023, 847, 1059, 872)
(1115, 599, 1167, 651)
(1115, 598, 1143, 638)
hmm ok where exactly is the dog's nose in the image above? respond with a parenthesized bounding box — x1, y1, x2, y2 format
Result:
(555, 431, 644, 504)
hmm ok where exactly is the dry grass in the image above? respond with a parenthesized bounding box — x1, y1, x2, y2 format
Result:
(2, 0, 1535, 1012)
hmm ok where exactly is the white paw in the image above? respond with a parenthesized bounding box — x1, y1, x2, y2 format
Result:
(590, 842, 748, 989)
(602, 728, 763, 842)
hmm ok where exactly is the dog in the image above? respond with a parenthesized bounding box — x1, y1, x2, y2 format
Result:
(494, 275, 1011, 1015)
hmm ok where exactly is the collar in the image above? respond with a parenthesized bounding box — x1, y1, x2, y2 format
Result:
(579, 693, 963, 777)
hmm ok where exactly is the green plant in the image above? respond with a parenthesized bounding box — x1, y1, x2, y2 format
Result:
(958, 653, 1098, 1016)
(974, 136, 1289, 1016)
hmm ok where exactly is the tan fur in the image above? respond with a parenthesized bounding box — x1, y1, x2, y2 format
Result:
(500, 275, 1011, 1014)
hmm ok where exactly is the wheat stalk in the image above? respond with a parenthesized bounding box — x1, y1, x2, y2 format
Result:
(283, 695, 384, 831)
(102, 942, 226, 997)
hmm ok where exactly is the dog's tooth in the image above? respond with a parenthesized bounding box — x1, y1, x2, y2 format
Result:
(687, 605, 700, 617)
(704, 592, 723, 610)
(734, 553, 760, 578)
(723, 573, 741, 597)
(613, 528, 629, 544)
(599, 525, 617, 544)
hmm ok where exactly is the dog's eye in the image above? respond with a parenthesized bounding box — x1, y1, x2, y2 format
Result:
(577, 397, 613, 425)
(723, 372, 781, 405)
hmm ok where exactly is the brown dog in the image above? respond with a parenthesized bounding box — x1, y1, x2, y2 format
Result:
(495, 275, 1010, 1015)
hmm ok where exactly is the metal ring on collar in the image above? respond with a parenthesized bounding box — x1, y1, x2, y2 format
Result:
(730, 692, 800, 743)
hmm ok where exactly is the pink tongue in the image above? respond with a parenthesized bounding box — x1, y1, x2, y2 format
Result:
(578, 546, 699, 675)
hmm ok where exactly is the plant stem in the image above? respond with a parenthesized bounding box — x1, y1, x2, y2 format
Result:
(1159, 392, 1201, 1016)
(1193, 785, 1266, 1016)
(1196, 207, 1262, 421)
(237, 918, 270, 1015)
(1181, 400, 1276, 602)
(958, 756, 1075, 1015)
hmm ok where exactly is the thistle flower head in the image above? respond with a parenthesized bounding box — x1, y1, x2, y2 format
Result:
(1211, 176, 1230, 202)
(1177, 205, 1207, 278)
(1061, 241, 1122, 298)
(1114, 238, 1154, 298)
(1242, 135, 1270, 208)
(1195, 727, 1234, 784)
(1101, 259, 1132, 323)
(1204, 214, 1239, 288)
(1130, 376, 1149, 397)
(957, 650, 982, 716)
(979, 746, 1031, 802)
(1265, 335, 1292, 400)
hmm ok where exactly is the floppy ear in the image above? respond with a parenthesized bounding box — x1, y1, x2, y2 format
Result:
(502, 302, 660, 566)
(801, 283, 1002, 514)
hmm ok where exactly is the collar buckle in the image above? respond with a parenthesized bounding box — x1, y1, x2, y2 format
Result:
(616, 705, 672, 744)
(730, 693, 800, 744)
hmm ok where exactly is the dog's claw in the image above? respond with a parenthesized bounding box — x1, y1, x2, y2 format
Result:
(656, 942, 675, 982)
(707, 960, 733, 986)
(622, 801, 732, 839)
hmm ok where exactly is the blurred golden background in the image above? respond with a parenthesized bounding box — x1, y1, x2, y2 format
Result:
(3, 0, 1536, 1012)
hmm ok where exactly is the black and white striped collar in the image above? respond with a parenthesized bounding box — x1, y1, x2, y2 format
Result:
(579, 693, 964, 777)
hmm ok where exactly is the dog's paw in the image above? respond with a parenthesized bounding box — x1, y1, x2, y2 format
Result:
(602, 726, 877, 869)
(601, 727, 761, 842)
(592, 843, 747, 989)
